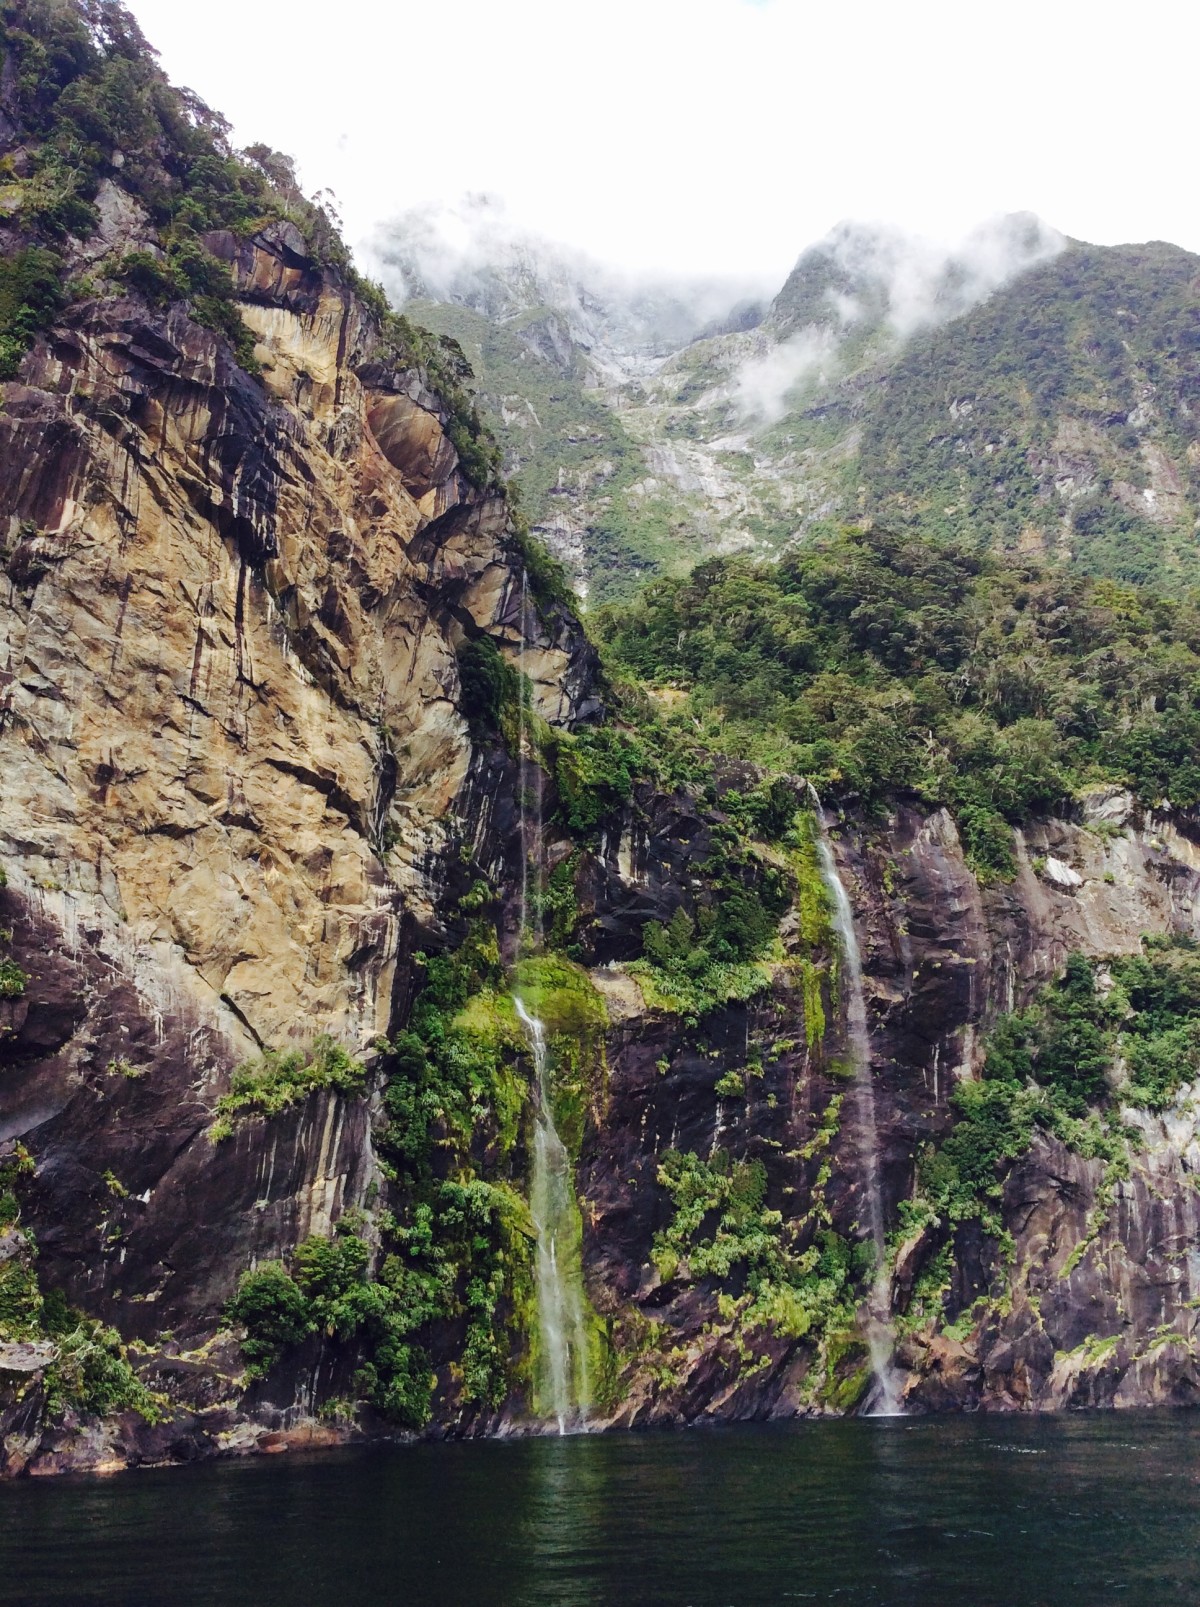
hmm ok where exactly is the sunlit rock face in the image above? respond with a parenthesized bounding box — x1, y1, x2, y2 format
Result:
(3, 137, 1200, 1478)
(0, 214, 597, 1354)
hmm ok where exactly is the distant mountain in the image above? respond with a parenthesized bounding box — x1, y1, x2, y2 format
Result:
(370, 197, 770, 601)
(374, 208, 1200, 603)
(855, 241, 1200, 584)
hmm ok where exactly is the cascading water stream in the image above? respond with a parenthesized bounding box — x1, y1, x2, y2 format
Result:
(514, 997, 591, 1433)
(514, 572, 590, 1434)
(810, 792, 904, 1416)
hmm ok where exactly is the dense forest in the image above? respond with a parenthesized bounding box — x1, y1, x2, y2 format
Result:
(856, 243, 1200, 585)
(596, 524, 1200, 877)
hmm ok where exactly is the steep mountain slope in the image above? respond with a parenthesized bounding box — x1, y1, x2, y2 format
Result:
(5, 0, 1200, 1481)
(371, 200, 774, 603)
(389, 215, 1200, 599)
(397, 295, 654, 604)
(857, 241, 1200, 584)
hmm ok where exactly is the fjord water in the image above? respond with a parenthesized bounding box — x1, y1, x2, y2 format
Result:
(4, 1414, 1200, 1606)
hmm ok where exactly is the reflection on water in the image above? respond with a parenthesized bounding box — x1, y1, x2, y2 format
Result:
(3, 1413, 1200, 1605)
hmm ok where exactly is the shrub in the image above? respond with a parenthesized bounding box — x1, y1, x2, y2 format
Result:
(551, 725, 647, 834)
(227, 1263, 315, 1379)
(457, 637, 520, 734)
(0, 959, 28, 998)
(43, 1321, 160, 1421)
(211, 1035, 366, 1136)
(0, 246, 64, 379)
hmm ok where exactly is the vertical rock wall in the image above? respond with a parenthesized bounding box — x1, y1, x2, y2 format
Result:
(0, 220, 594, 1342)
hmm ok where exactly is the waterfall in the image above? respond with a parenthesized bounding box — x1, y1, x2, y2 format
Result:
(515, 997, 591, 1433)
(810, 796, 904, 1417)
(514, 572, 590, 1433)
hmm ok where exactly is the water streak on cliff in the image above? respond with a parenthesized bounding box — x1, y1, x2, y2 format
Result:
(514, 998, 591, 1432)
(811, 802, 904, 1416)
(515, 573, 589, 1432)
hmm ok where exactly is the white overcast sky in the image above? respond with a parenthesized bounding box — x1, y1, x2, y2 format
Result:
(125, 0, 1199, 284)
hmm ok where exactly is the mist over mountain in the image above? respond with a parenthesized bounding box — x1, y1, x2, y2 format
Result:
(370, 194, 774, 371)
(373, 202, 1196, 604)
(735, 212, 1067, 423)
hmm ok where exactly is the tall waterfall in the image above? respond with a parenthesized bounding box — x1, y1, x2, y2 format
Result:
(811, 802, 904, 1417)
(514, 998, 591, 1432)
(514, 573, 590, 1433)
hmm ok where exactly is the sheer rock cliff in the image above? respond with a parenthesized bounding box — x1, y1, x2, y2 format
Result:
(0, 206, 597, 1468)
(575, 789, 1200, 1424)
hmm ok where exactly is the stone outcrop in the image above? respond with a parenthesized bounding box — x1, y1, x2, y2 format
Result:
(568, 787, 1200, 1423)
(0, 204, 596, 1430)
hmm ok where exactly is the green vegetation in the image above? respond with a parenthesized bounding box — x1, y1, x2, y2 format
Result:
(549, 724, 649, 834)
(629, 825, 794, 1019)
(457, 636, 522, 737)
(0, 957, 28, 997)
(364, 307, 504, 490)
(228, 1221, 435, 1426)
(0, 1145, 158, 1422)
(225, 914, 537, 1419)
(0, 245, 63, 378)
(39, 1306, 161, 1421)
(112, 241, 259, 370)
(0, 0, 514, 445)
(858, 243, 1200, 586)
(209, 1036, 366, 1140)
(378, 940, 607, 1402)
(979, 939, 1200, 1118)
(222, 928, 617, 1421)
(0, 1141, 34, 1234)
(403, 299, 673, 603)
(897, 940, 1200, 1341)
(512, 954, 608, 1155)
(0, 0, 307, 373)
(597, 524, 1200, 878)
(652, 1148, 867, 1395)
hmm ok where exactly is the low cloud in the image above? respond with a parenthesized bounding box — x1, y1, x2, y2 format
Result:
(364, 198, 1067, 426)
(732, 211, 1066, 421)
(366, 194, 775, 357)
(734, 327, 840, 424)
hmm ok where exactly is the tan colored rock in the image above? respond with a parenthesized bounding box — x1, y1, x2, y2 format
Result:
(367, 392, 460, 498)
(0, 226, 596, 1350)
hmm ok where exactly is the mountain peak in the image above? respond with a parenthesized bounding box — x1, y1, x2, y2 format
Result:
(769, 212, 1066, 339)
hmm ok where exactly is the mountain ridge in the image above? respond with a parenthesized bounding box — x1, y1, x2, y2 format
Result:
(385, 213, 1199, 601)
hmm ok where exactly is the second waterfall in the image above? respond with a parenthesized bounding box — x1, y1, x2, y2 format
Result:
(514, 997, 591, 1432)
(811, 803, 905, 1417)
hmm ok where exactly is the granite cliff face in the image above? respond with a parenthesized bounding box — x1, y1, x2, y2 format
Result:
(563, 788, 1200, 1425)
(4, 0, 1200, 1481)
(0, 168, 596, 1468)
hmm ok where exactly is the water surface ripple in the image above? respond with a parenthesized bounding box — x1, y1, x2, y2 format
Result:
(2, 1413, 1198, 1605)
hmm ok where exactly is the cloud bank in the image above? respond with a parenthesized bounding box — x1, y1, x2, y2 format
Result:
(368, 195, 777, 358)
(734, 212, 1066, 422)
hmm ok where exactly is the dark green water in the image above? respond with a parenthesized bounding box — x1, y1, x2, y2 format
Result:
(2, 1413, 1199, 1605)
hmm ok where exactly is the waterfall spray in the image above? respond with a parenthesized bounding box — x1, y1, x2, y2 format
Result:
(514, 573, 590, 1433)
(810, 790, 904, 1416)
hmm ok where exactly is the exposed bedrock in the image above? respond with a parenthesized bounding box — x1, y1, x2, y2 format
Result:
(572, 791, 1200, 1422)
(0, 219, 595, 1361)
